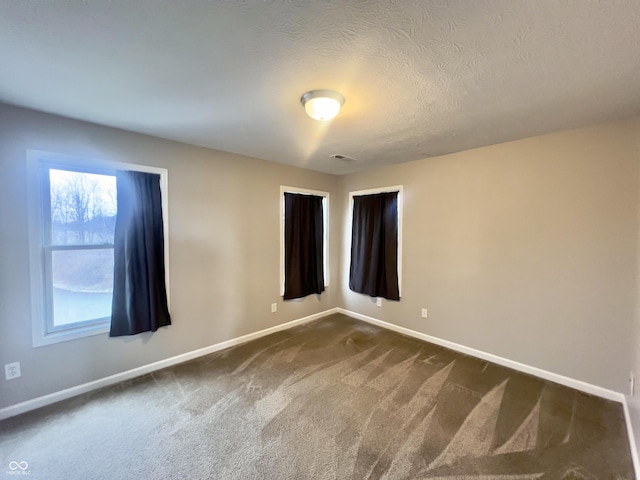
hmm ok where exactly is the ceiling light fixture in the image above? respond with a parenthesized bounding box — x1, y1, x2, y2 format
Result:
(330, 153, 357, 162)
(300, 89, 345, 121)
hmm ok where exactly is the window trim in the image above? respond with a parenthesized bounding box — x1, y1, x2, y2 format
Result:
(27, 150, 170, 347)
(348, 185, 403, 299)
(279, 186, 329, 297)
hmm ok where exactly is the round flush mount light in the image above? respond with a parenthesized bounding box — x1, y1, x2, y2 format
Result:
(300, 89, 345, 121)
(330, 153, 357, 162)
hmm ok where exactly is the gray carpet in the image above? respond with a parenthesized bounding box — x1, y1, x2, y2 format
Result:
(0, 314, 634, 479)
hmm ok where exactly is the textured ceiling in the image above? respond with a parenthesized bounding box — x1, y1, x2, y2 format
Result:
(1, 1, 639, 175)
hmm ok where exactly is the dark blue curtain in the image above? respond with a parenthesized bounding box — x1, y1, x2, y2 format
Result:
(349, 191, 400, 301)
(284, 192, 325, 300)
(110, 171, 171, 336)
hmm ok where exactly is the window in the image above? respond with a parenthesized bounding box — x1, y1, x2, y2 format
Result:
(28, 151, 169, 346)
(45, 167, 117, 333)
(280, 186, 329, 299)
(348, 186, 403, 300)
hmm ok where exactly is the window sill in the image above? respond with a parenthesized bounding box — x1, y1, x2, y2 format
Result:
(33, 323, 110, 348)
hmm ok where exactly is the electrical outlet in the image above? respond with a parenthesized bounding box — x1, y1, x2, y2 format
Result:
(271, 303, 277, 313)
(5, 362, 21, 380)
(376, 297, 382, 307)
(421, 308, 428, 319)
(630, 371, 635, 396)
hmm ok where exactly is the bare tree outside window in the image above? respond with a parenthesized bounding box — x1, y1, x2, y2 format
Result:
(50, 169, 117, 245)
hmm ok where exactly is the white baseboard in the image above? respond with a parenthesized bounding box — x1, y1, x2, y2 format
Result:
(622, 396, 640, 478)
(0, 308, 338, 420)
(337, 308, 624, 403)
(0, 307, 625, 421)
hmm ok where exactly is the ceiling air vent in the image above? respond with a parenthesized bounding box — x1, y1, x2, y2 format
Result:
(330, 154, 357, 162)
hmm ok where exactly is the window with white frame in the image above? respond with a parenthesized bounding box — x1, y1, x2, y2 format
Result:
(44, 166, 116, 332)
(27, 151, 169, 346)
(279, 186, 329, 298)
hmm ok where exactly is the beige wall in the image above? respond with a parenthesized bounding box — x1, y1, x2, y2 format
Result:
(0, 104, 339, 409)
(627, 154, 640, 457)
(339, 118, 640, 393)
(1, 103, 639, 412)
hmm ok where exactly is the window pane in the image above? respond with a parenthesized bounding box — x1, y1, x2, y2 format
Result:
(51, 249, 113, 326)
(49, 169, 117, 245)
